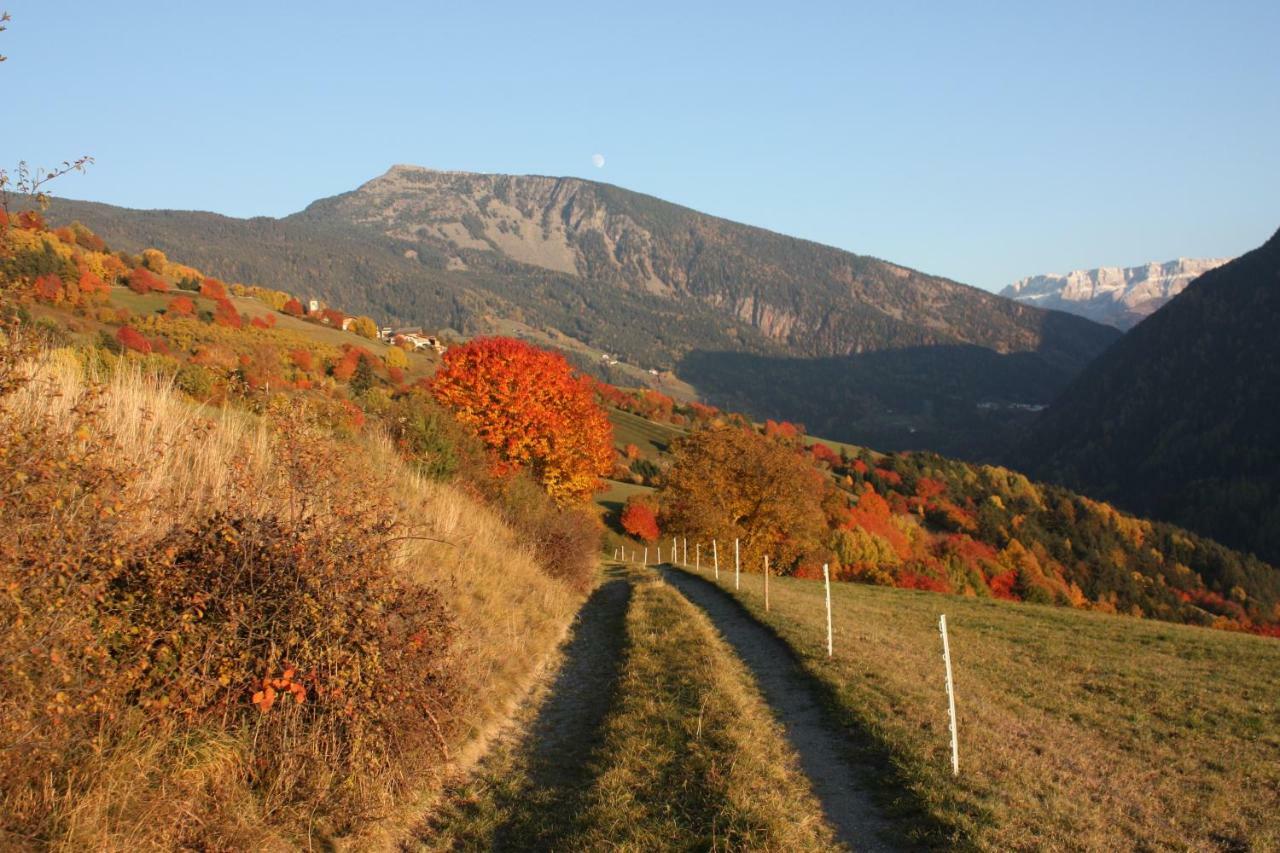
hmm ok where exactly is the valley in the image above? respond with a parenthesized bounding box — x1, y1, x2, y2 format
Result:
(2, 206, 1277, 850)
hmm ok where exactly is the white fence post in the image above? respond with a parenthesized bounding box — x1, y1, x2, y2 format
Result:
(643, 546, 648, 566)
(939, 614, 960, 777)
(696, 543, 701, 572)
(823, 563, 833, 657)
(734, 538, 740, 591)
(657, 544, 662, 564)
(683, 537, 688, 566)
(713, 540, 719, 580)
(671, 535, 677, 563)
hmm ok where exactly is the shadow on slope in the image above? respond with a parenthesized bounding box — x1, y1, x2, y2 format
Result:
(677, 344, 1083, 461)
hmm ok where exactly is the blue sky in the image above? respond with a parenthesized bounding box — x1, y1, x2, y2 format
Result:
(2, 1, 1277, 291)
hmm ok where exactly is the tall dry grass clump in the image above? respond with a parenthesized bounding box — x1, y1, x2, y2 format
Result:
(0, 322, 583, 848)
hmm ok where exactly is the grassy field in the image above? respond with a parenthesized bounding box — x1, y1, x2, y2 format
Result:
(608, 406, 686, 457)
(418, 568, 837, 850)
(668, 562, 1280, 850)
(106, 286, 441, 373)
(596, 477, 654, 516)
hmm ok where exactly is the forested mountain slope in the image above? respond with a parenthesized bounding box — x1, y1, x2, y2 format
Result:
(46, 168, 1121, 457)
(1017, 228, 1280, 565)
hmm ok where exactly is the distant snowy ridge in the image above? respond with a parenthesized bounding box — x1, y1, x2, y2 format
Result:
(1001, 257, 1229, 330)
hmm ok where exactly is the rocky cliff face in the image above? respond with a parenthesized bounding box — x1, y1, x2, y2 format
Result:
(1001, 257, 1230, 330)
(296, 165, 1118, 368)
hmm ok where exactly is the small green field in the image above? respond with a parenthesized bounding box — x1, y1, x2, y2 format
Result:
(595, 478, 653, 516)
(669, 561, 1280, 850)
(607, 406, 685, 457)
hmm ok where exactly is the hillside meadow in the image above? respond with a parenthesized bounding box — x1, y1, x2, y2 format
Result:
(0, 350, 582, 848)
(668, 562, 1280, 850)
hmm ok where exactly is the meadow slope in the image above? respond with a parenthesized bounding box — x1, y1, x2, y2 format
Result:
(665, 561, 1280, 850)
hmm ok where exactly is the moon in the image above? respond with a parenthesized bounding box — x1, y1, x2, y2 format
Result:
(591, 153, 605, 169)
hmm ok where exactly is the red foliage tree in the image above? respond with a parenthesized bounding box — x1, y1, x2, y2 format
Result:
(282, 298, 304, 317)
(116, 325, 152, 354)
(988, 570, 1020, 601)
(810, 442, 841, 466)
(845, 485, 912, 560)
(289, 348, 313, 371)
(16, 210, 45, 231)
(620, 497, 660, 542)
(127, 266, 167, 295)
(199, 277, 228, 300)
(32, 274, 63, 302)
(430, 337, 614, 504)
(320, 308, 345, 327)
(167, 295, 195, 316)
(213, 298, 243, 329)
(764, 419, 802, 440)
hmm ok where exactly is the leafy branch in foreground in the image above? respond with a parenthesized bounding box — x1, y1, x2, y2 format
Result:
(0, 12, 93, 216)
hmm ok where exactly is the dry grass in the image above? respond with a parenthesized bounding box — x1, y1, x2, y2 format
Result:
(571, 573, 838, 850)
(676, 564, 1280, 850)
(419, 569, 837, 850)
(1, 350, 582, 849)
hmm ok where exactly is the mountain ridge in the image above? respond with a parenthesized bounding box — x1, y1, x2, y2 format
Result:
(1017, 226, 1280, 564)
(1001, 256, 1230, 330)
(45, 166, 1120, 457)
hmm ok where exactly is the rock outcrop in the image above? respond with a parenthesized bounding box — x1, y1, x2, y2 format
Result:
(1001, 258, 1230, 330)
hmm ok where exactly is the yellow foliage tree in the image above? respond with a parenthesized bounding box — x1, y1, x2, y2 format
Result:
(659, 426, 828, 572)
(141, 248, 167, 275)
(350, 316, 378, 339)
(384, 346, 408, 370)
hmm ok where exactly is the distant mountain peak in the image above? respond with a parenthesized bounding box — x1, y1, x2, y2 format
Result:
(1001, 257, 1230, 330)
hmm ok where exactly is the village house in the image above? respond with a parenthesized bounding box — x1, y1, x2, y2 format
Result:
(386, 327, 447, 353)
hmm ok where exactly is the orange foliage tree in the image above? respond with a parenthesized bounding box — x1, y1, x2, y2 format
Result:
(199, 277, 228, 300)
(659, 426, 828, 572)
(430, 337, 613, 504)
(213, 297, 242, 329)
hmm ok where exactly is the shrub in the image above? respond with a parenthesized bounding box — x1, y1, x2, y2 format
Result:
(174, 363, 216, 400)
(32, 272, 64, 302)
(167, 295, 195, 316)
(116, 325, 153, 354)
(0, 361, 458, 840)
(213, 297, 242, 329)
(621, 496, 660, 541)
(386, 394, 483, 482)
(127, 266, 167, 295)
(489, 473, 601, 593)
(288, 348, 314, 372)
(199, 277, 228, 300)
